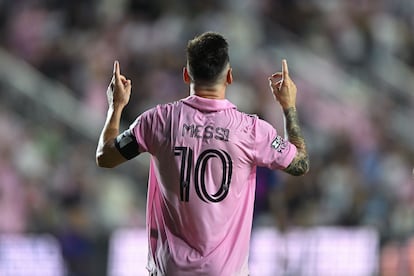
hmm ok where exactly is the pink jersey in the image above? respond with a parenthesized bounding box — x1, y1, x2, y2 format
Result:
(130, 95, 296, 276)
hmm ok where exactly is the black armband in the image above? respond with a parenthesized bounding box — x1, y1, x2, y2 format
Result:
(114, 129, 140, 160)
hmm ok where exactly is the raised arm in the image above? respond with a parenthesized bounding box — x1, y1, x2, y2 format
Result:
(269, 59, 309, 176)
(96, 61, 132, 168)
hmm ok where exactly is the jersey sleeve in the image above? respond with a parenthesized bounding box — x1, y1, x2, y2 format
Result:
(129, 108, 157, 154)
(253, 118, 297, 170)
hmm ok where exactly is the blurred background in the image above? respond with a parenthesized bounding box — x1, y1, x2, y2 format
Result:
(0, 0, 413, 275)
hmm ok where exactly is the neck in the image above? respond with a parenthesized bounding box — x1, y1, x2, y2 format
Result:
(190, 83, 226, 99)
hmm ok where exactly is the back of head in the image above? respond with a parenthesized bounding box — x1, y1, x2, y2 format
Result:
(186, 32, 230, 86)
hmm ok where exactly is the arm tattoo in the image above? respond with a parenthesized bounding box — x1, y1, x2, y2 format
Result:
(283, 107, 309, 176)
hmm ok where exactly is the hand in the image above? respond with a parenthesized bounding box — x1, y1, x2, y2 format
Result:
(107, 60, 132, 108)
(268, 59, 297, 110)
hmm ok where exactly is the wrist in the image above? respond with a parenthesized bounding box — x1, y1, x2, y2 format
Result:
(282, 105, 296, 113)
(106, 104, 124, 123)
(109, 102, 125, 112)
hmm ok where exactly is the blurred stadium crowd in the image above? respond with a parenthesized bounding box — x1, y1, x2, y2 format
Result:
(0, 0, 413, 275)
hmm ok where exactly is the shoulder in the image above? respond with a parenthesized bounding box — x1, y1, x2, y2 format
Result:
(241, 111, 258, 119)
(154, 99, 183, 113)
(233, 109, 258, 122)
(135, 100, 185, 123)
(251, 116, 277, 138)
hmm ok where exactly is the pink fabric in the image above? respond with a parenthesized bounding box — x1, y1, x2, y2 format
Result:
(130, 95, 296, 275)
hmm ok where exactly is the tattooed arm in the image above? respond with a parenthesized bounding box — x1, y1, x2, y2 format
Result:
(283, 107, 309, 176)
(269, 59, 309, 176)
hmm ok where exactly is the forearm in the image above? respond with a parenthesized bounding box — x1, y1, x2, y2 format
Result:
(283, 107, 309, 176)
(284, 107, 306, 150)
(102, 106, 123, 142)
(96, 105, 125, 167)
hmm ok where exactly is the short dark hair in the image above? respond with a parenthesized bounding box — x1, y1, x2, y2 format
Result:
(186, 32, 230, 85)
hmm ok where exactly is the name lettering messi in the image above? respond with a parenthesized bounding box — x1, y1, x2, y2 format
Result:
(182, 123, 229, 141)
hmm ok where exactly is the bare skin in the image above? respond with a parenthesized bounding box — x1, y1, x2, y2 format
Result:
(268, 60, 309, 176)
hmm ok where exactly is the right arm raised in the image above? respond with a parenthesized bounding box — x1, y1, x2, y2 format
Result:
(96, 61, 133, 168)
(269, 59, 309, 176)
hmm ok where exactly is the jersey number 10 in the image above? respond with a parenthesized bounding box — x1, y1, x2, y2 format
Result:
(174, 146, 233, 203)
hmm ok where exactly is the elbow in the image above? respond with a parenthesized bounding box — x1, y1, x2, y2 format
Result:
(96, 154, 117, 168)
(295, 163, 310, 176)
(294, 157, 310, 176)
(287, 168, 308, 177)
(284, 156, 310, 176)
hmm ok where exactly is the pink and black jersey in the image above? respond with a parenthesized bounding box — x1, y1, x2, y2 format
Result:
(128, 95, 296, 276)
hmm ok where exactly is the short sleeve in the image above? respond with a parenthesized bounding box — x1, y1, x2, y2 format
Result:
(129, 108, 156, 154)
(254, 118, 297, 170)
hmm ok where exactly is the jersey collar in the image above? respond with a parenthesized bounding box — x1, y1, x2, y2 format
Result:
(182, 95, 237, 112)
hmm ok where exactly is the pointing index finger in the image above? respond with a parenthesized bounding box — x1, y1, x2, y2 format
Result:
(282, 59, 289, 78)
(113, 60, 120, 78)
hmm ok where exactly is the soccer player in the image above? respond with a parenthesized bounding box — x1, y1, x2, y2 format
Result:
(96, 32, 309, 276)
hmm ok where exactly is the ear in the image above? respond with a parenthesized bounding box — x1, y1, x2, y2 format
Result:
(183, 67, 191, 84)
(226, 68, 233, 85)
